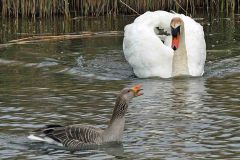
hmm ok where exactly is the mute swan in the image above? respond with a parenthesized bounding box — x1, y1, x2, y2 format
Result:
(123, 11, 206, 78)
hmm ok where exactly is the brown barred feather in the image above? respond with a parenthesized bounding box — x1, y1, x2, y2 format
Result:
(29, 86, 141, 150)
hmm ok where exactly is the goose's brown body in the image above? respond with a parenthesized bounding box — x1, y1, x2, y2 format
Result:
(28, 84, 143, 150)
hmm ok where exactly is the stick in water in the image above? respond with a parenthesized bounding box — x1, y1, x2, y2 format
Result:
(119, 0, 140, 15)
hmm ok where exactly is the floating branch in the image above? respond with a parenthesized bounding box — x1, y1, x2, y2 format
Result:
(0, 31, 123, 48)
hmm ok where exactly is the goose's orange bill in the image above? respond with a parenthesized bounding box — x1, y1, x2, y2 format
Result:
(131, 84, 143, 96)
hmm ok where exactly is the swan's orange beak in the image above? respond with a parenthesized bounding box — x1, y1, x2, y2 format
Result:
(172, 33, 180, 50)
(171, 26, 181, 51)
(131, 84, 143, 96)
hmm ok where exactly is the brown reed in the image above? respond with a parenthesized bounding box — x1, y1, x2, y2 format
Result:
(0, 0, 239, 18)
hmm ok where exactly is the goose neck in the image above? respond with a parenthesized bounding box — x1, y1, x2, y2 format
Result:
(102, 97, 128, 142)
(103, 118, 125, 142)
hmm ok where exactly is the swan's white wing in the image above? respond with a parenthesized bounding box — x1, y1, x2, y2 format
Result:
(123, 11, 174, 78)
(134, 11, 174, 33)
(164, 35, 172, 47)
(123, 24, 174, 78)
(180, 15, 206, 76)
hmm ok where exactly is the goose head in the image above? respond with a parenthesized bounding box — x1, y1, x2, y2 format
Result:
(110, 84, 143, 123)
(118, 84, 143, 103)
(170, 17, 184, 51)
(114, 84, 143, 114)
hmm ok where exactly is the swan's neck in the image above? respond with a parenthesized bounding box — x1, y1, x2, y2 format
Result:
(172, 27, 189, 76)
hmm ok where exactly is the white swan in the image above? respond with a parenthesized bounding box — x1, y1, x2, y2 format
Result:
(123, 11, 206, 78)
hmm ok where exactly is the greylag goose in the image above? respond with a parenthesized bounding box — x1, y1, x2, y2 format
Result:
(28, 84, 143, 150)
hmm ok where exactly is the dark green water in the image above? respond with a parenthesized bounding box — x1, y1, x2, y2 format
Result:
(0, 14, 240, 159)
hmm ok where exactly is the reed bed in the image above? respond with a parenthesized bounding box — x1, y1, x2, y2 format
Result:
(0, 0, 239, 18)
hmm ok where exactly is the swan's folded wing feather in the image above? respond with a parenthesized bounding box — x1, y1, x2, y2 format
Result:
(181, 15, 206, 76)
(123, 20, 174, 78)
(134, 11, 175, 33)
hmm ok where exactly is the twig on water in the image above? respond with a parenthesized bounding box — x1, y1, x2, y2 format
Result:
(119, 0, 140, 15)
(0, 31, 123, 48)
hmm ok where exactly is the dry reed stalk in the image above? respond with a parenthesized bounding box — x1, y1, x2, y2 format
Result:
(119, 0, 140, 15)
(5, 31, 123, 46)
(0, 0, 239, 18)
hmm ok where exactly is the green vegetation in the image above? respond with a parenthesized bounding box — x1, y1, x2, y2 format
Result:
(0, 0, 239, 18)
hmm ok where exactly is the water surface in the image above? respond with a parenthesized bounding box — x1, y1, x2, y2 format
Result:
(0, 14, 240, 159)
